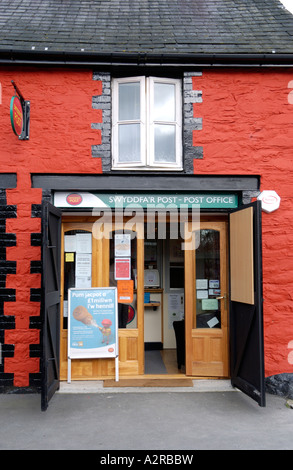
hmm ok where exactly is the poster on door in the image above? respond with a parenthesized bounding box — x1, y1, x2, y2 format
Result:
(168, 293, 184, 328)
(68, 287, 118, 360)
(115, 257, 131, 280)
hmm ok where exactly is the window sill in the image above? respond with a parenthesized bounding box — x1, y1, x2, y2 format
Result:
(111, 166, 184, 172)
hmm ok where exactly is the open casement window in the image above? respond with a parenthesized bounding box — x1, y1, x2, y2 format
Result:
(112, 76, 182, 170)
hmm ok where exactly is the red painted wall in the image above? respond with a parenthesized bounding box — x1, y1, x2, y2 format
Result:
(0, 66, 292, 386)
(0, 67, 102, 386)
(193, 70, 293, 377)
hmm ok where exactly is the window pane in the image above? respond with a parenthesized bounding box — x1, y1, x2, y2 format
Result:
(118, 124, 141, 162)
(119, 82, 140, 121)
(154, 124, 176, 162)
(154, 83, 175, 121)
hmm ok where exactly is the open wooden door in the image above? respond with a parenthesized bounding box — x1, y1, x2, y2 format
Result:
(59, 215, 145, 379)
(229, 201, 265, 407)
(102, 220, 145, 376)
(41, 202, 62, 411)
(185, 220, 229, 377)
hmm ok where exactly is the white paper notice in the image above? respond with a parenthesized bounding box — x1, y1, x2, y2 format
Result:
(209, 289, 221, 296)
(197, 290, 208, 299)
(168, 293, 184, 328)
(209, 280, 220, 288)
(207, 317, 220, 328)
(75, 276, 91, 288)
(75, 253, 92, 277)
(64, 235, 77, 252)
(76, 233, 92, 253)
(196, 279, 208, 290)
(115, 234, 131, 257)
(63, 300, 68, 318)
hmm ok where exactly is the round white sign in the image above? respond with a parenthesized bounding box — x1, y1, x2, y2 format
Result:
(257, 190, 281, 213)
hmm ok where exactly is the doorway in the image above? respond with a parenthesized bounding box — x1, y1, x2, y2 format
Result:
(59, 215, 144, 380)
(143, 225, 185, 376)
(144, 217, 229, 378)
(59, 213, 229, 380)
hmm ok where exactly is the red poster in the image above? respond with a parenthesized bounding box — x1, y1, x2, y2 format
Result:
(115, 258, 131, 280)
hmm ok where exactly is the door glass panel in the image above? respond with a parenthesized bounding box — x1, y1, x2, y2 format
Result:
(195, 229, 221, 329)
(109, 230, 137, 329)
(63, 229, 92, 328)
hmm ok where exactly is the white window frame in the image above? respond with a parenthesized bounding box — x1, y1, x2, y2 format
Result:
(112, 76, 182, 170)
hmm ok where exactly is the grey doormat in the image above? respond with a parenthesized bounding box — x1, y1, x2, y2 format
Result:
(144, 350, 167, 374)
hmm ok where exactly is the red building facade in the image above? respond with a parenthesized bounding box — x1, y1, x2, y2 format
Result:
(0, 1, 293, 407)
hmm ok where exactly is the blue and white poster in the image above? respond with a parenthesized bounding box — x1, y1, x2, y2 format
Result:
(68, 288, 118, 360)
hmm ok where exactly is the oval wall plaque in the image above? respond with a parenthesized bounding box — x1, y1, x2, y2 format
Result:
(10, 96, 24, 136)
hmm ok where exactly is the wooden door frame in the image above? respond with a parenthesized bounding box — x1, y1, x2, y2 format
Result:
(184, 219, 229, 377)
(60, 220, 95, 380)
(101, 220, 145, 375)
(59, 215, 145, 379)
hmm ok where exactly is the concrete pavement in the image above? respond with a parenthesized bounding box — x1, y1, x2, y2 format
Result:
(0, 381, 292, 450)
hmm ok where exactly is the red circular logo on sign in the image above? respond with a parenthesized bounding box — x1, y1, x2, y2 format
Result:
(262, 195, 278, 205)
(10, 96, 24, 136)
(66, 193, 83, 206)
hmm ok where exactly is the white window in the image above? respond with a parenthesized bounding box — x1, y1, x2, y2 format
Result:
(112, 76, 182, 170)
